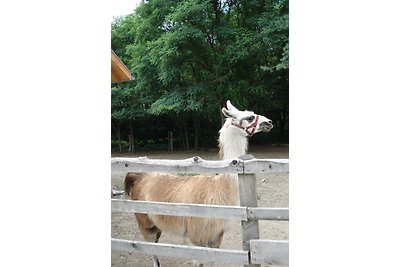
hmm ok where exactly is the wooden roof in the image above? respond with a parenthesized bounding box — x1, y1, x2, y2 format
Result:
(111, 50, 132, 83)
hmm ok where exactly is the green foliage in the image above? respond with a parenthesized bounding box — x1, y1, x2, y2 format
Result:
(111, 0, 289, 148)
(148, 85, 206, 115)
(111, 139, 129, 150)
(111, 84, 144, 121)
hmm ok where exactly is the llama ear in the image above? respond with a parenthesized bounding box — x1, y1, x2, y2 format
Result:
(226, 100, 239, 113)
(222, 107, 235, 118)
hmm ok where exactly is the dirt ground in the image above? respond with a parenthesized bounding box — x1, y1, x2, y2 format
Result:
(111, 145, 289, 267)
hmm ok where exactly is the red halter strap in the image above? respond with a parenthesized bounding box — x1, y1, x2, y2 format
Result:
(231, 115, 259, 137)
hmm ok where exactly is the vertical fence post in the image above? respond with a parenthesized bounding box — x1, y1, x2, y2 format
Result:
(238, 173, 261, 267)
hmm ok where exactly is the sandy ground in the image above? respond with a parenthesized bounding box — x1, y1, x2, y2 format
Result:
(111, 145, 289, 267)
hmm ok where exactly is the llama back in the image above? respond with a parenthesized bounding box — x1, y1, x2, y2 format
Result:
(140, 173, 238, 205)
(137, 173, 239, 244)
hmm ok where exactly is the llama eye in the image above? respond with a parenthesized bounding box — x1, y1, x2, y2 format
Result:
(246, 116, 255, 122)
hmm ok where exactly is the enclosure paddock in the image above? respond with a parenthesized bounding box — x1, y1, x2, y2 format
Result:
(111, 156, 289, 266)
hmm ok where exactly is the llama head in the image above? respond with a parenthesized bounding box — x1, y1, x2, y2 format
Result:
(222, 100, 273, 137)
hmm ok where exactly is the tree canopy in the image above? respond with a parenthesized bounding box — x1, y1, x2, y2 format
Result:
(111, 0, 288, 152)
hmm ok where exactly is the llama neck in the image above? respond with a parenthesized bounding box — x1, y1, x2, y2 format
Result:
(218, 118, 249, 160)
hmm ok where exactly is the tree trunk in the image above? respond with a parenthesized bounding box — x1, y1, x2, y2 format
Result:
(173, 117, 185, 150)
(184, 119, 190, 150)
(111, 120, 122, 153)
(281, 107, 288, 142)
(211, 0, 220, 24)
(193, 116, 199, 151)
(117, 124, 122, 153)
(168, 131, 174, 152)
(129, 121, 135, 154)
(217, 99, 225, 127)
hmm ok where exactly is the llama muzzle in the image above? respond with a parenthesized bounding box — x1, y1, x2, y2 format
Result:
(259, 121, 273, 132)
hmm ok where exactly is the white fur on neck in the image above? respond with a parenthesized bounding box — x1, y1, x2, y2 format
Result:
(218, 118, 249, 160)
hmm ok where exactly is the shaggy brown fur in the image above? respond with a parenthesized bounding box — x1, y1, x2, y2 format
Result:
(124, 172, 237, 247)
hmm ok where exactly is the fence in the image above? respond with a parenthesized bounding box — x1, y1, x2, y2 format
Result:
(111, 156, 289, 266)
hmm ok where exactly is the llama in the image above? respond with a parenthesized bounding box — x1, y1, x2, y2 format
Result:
(124, 100, 273, 267)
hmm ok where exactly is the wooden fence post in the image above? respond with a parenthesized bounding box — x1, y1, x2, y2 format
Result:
(238, 173, 261, 267)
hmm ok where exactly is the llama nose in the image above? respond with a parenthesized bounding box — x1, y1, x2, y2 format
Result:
(259, 121, 273, 131)
(264, 120, 273, 126)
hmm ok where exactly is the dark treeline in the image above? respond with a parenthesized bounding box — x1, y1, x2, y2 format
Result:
(111, 0, 288, 152)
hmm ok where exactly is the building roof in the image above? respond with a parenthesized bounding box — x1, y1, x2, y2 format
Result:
(111, 50, 132, 83)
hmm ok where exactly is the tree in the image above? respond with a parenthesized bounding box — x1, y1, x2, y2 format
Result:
(111, 0, 289, 151)
(111, 83, 144, 152)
